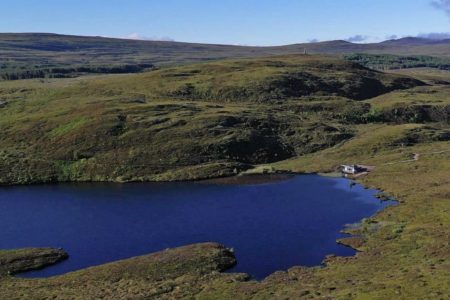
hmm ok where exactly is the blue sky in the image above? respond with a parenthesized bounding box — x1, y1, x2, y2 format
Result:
(1, 0, 449, 45)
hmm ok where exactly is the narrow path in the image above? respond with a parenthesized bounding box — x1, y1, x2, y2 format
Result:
(384, 149, 450, 166)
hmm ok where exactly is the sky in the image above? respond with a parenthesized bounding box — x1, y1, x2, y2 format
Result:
(1, 0, 450, 45)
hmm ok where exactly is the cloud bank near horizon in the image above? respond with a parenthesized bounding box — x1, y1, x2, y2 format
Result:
(345, 35, 370, 43)
(117, 31, 450, 45)
(123, 32, 175, 42)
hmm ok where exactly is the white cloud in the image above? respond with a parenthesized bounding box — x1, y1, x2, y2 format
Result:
(124, 32, 144, 40)
(122, 33, 175, 42)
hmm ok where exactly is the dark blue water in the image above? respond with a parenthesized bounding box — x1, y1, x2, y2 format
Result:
(0, 175, 393, 279)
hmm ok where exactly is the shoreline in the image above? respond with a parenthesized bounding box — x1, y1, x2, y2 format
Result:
(0, 171, 391, 282)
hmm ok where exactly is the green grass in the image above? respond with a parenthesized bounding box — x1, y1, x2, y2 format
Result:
(48, 117, 89, 138)
(389, 67, 450, 84)
(0, 53, 448, 299)
(367, 85, 450, 109)
(62, 54, 422, 102)
(1, 54, 424, 185)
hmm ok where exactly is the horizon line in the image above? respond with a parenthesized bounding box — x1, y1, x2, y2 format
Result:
(1, 31, 443, 47)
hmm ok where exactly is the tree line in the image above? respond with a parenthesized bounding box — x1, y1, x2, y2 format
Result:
(0, 63, 155, 80)
(345, 53, 450, 70)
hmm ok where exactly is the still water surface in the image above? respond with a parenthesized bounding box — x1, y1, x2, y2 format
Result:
(0, 175, 393, 279)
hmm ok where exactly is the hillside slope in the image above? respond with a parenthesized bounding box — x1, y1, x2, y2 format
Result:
(0, 55, 425, 184)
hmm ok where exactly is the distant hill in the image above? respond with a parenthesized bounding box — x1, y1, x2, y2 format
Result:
(1, 33, 450, 80)
(1, 33, 450, 63)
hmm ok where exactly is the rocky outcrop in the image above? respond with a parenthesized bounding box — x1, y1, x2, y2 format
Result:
(0, 247, 68, 275)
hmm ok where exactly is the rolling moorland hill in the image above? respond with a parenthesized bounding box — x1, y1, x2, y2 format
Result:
(0, 58, 449, 298)
(75, 55, 423, 101)
(1, 33, 450, 80)
(0, 54, 436, 185)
